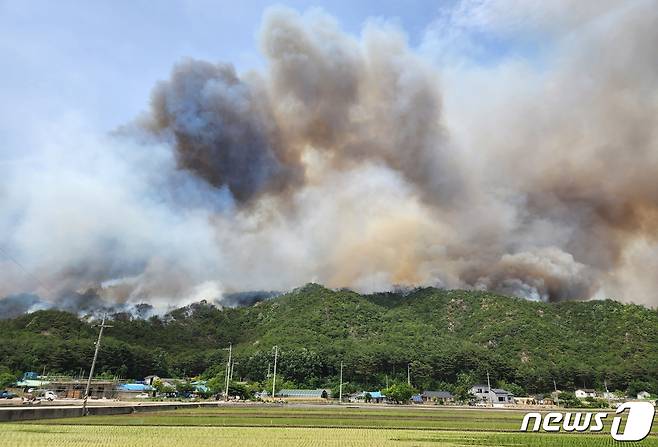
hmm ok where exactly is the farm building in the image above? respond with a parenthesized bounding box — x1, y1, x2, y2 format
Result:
(351, 391, 385, 403)
(276, 389, 329, 399)
(421, 390, 454, 403)
(191, 381, 209, 394)
(16, 372, 117, 399)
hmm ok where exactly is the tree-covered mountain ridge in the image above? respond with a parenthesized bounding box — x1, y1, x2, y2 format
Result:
(1, 284, 657, 395)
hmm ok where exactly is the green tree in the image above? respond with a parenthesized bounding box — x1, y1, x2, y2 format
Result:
(0, 368, 16, 389)
(174, 381, 194, 396)
(152, 378, 175, 395)
(453, 372, 476, 403)
(207, 374, 226, 394)
(263, 376, 296, 396)
(331, 381, 357, 399)
(627, 380, 653, 398)
(383, 383, 416, 404)
(227, 382, 253, 400)
(557, 391, 581, 408)
(497, 380, 525, 397)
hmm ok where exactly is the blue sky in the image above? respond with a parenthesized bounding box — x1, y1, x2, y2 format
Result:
(0, 0, 464, 148)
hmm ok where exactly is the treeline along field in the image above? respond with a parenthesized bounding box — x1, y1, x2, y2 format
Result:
(1, 284, 658, 395)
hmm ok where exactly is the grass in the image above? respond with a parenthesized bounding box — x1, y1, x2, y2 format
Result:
(3, 405, 658, 446)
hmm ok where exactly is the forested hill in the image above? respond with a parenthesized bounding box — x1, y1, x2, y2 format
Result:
(1, 284, 657, 395)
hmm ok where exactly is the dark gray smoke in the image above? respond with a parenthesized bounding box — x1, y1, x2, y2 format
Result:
(146, 61, 300, 203)
(0, 294, 44, 319)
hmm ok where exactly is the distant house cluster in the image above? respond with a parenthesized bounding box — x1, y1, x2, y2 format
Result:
(10, 371, 655, 408)
(13, 372, 210, 401)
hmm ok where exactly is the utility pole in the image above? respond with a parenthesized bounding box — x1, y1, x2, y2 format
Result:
(272, 346, 278, 399)
(553, 379, 560, 407)
(407, 364, 411, 387)
(224, 343, 232, 401)
(82, 314, 112, 416)
(486, 371, 493, 407)
(385, 374, 389, 389)
(604, 379, 611, 408)
(339, 361, 344, 404)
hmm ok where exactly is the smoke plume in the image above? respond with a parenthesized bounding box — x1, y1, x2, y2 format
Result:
(2, 1, 658, 313)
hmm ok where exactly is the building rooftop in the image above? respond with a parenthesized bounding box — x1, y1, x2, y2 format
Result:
(118, 383, 153, 392)
(422, 390, 453, 399)
(276, 389, 328, 398)
(491, 388, 513, 395)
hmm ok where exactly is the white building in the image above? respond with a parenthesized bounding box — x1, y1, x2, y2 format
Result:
(575, 389, 597, 398)
(637, 391, 651, 400)
(469, 384, 514, 404)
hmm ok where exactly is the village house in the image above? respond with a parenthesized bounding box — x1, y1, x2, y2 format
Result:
(144, 375, 176, 389)
(469, 384, 514, 404)
(421, 390, 454, 404)
(116, 383, 154, 399)
(637, 391, 651, 400)
(351, 391, 385, 403)
(575, 389, 597, 399)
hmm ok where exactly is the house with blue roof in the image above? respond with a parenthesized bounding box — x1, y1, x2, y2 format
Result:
(352, 390, 385, 403)
(116, 383, 154, 399)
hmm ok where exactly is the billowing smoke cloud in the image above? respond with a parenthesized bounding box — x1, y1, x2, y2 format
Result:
(145, 61, 298, 203)
(2, 1, 658, 313)
(143, 9, 460, 207)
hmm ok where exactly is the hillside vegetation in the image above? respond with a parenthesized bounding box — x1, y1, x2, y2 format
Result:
(1, 284, 657, 395)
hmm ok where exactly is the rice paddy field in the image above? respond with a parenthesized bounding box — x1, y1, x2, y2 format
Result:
(3, 405, 658, 446)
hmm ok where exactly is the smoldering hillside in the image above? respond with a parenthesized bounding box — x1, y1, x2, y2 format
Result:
(2, 1, 658, 314)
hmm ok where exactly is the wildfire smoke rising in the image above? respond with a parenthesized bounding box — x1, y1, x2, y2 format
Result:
(2, 1, 658, 312)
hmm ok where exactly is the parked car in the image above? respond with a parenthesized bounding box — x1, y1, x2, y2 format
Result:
(29, 390, 58, 401)
(42, 391, 58, 401)
(0, 390, 17, 399)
